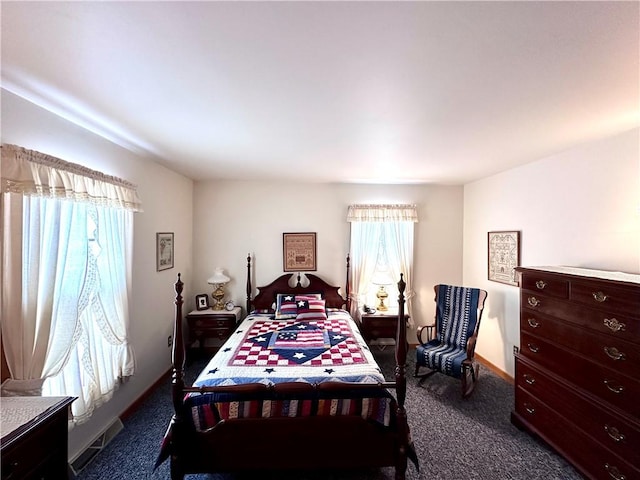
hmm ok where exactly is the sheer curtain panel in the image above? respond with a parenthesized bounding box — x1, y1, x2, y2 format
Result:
(1, 144, 141, 424)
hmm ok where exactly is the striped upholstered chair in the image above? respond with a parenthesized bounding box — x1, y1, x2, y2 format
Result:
(415, 284, 488, 398)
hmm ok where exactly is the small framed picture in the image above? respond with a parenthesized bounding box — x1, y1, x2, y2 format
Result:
(195, 294, 210, 311)
(156, 232, 174, 271)
(488, 230, 521, 286)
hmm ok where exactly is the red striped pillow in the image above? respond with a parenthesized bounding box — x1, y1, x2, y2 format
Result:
(296, 298, 327, 320)
(275, 294, 320, 319)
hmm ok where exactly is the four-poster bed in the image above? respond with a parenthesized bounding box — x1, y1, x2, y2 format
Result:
(157, 255, 416, 479)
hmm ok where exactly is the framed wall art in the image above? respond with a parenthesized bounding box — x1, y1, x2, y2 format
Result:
(283, 232, 317, 272)
(488, 230, 521, 286)
(156, 232, 174, 271)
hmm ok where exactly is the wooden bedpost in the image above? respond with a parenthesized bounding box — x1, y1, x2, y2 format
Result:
(395, 273, 409, 480)
(345, 254, 351, 312)
(246, 253, 252, 314)
(171, 273, 185, 417)
(170, 274, 187, 480)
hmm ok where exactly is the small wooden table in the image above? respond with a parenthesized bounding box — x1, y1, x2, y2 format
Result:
(359, 311, 409, 345)
(186, 307, 242, 359)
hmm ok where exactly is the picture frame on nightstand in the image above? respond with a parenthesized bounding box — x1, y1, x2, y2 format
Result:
(195, 294, 209, 310)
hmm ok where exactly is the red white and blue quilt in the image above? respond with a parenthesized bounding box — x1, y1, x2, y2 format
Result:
(183, 310, 395, 431)
(192, 310, 385, 387)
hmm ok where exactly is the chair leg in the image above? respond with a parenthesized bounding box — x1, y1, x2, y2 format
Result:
(414, 365, 437, 388)
(461, 362, 479, 398)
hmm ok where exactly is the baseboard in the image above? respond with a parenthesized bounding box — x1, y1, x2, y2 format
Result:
(475, 353, 513, 384)
(120, 366, 172, 421)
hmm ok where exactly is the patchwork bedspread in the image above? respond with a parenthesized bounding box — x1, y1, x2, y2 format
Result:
(193, 310, 385, 386)
(185, 310, 395, 431)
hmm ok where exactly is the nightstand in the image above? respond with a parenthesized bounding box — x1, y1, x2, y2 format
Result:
(186, 307, 242, 359)
(359, 311, 409, 345)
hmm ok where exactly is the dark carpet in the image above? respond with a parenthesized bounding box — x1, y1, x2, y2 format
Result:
(77, 348, 582, 480)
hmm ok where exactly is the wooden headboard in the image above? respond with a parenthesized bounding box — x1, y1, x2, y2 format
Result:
(246, 255, 351, 312)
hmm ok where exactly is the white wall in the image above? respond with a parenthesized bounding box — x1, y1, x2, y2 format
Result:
(463, 128, 640, 376)
(1, 90, 195, 460)
(192, 181, 464, 337)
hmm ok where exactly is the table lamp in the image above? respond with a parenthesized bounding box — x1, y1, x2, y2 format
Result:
(208, 267, 230, 310)
(371, 271, 393, 311)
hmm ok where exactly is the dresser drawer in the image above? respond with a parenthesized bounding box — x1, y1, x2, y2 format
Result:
(516, 357, 640, 465)
(520, 312, 640, 381)
(520, 332, 640, 418)
(570, 280, 640, 317)
(514, 387, 640, 480)
(520, 273, 569, 299)
(193, 327, 233, 339)
(192, 318, 235, 329)
(521, 292, 640, 345)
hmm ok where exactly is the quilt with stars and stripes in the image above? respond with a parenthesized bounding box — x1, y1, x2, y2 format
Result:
(193, 310, 385, 387)
(183, 309, 395, 431)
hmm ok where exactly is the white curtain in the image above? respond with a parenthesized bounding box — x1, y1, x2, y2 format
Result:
(348, 222, 381, 321)
(1, 144, 140, 424)
(383, 221, 415, 324)
(347, 204, 417, 326)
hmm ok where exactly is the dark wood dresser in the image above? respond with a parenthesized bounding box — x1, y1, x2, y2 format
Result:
(512, 266, 640, 480)
(1, 396, 74, 480)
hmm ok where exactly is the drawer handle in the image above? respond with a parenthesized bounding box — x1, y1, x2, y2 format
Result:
(604, 424, 626, 443)
(604, 318, 626, 333)
(527, 318, 540, 328)
(527, 297, 540, 308)
(603, 380, 625, 394)
(604, 463, 626, 480)
(523, 374, 536, 385)
(592, 291, 608, 303)
(523, 403, 535, 415)
(527, 343, 539, 354)
(604, 346, 626, 361)
(535, 280, 547, 289)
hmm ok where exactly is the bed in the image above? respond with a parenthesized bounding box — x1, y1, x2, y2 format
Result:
(157, 255, 417, 479)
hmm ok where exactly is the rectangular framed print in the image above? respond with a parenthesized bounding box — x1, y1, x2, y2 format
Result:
(488, 231, 521, 286)
(156, 232, 174, 271)
(283, 232, 317, 272)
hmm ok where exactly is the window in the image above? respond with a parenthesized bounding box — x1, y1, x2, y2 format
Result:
(347, 204, 417, 322)
(1, 144, 141, 425)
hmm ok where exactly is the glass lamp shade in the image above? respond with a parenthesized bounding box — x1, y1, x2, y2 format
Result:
(207, 268, 230, 310)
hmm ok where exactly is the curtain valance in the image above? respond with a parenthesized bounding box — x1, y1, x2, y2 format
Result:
(1, 144, 143, 212)
(347, 204, 417, 222)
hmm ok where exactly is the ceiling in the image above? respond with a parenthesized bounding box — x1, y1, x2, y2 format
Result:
(2, 1, 638, 185)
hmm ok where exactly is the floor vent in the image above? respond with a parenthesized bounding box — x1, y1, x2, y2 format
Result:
(69, 418, 124, 477)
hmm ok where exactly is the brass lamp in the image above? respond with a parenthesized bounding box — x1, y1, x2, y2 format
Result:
(207, 268, 230, 310)
(371, 271, 393, 312)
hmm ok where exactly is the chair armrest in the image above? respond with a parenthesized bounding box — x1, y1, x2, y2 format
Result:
(416, 324, 435, 344)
